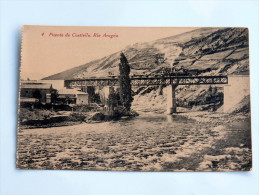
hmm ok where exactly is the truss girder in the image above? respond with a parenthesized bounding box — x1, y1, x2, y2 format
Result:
(64, 76, 228, 88)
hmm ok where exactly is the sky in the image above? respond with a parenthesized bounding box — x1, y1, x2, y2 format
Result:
(21, 26, 198, 80)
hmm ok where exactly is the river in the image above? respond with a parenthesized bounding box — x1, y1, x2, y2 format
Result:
(17, 111, 252, 171)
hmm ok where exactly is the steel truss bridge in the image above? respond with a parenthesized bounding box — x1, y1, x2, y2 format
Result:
(64, 75, 228, 88)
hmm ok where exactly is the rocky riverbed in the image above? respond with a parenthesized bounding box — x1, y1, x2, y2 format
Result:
(17, 111, 251, 172)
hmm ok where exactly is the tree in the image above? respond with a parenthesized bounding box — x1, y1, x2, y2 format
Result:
(107, 92, 119, 110)
(51, 90, 58, 103)
(118, 52, 133, 113)
(32, 89, 42, 101)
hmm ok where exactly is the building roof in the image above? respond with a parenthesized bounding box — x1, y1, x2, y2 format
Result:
(21, 82, 52, 89)
(58, 88, 87, 95)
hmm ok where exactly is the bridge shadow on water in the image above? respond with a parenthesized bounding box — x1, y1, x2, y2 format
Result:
(165, 114, 195, 123)
(115, 111, 195, 126)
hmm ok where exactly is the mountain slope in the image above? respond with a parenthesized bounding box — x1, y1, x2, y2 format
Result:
(44, 27, 249, 113)
(44, 27, 249, 80)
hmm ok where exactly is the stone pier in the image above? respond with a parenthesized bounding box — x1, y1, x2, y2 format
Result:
(166, 84, 178, 114)
(98, 86, 115, 105)
(223, 75, 250, 113)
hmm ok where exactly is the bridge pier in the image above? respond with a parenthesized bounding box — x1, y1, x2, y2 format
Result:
(99, 86, 115, 105)
(223, 75, 250, 113)
(166, 84, 178, 115)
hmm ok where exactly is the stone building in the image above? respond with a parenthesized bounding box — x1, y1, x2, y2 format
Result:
(20, 81, 56, 103)
(57, 88, 89, 105)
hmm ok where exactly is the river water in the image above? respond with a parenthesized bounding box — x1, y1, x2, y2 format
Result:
(17, 111, 252, 171)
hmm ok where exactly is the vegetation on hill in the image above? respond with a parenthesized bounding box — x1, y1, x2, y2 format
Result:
(44, 27, 249, 80)
(43, 27, 249, 113)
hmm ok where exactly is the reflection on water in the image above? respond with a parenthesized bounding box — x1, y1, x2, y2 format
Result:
(166, 115, 174, 123)
(123, 111, 194, 123)
(115, 111, 196, 132)
(165, 114, 195, 123)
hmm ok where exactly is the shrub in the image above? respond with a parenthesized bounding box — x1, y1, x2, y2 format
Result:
(68, 113, 86, 122)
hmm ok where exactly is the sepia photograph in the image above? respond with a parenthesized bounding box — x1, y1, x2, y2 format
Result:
(17, 26, 251, 171)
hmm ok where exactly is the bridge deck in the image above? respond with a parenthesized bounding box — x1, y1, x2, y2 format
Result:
(64, 76, 228, 87)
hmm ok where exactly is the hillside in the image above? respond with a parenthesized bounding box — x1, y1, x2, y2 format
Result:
(44, 27, 249, 113)
(44, 27, 249, 80)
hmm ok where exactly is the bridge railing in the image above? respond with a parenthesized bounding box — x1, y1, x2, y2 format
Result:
(64, 76, 228, 88)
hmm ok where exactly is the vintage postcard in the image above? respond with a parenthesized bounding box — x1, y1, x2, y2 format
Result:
(17, 26, 252, 171)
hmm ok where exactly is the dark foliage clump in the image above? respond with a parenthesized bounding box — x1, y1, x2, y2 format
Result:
(68, 113, 86, 122)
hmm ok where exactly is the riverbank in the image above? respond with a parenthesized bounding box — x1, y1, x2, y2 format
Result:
(19, 107, 138, 129)
(168, 111, 251, 171)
